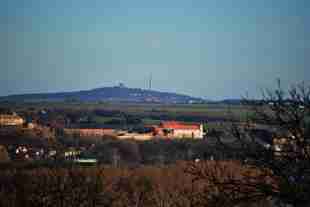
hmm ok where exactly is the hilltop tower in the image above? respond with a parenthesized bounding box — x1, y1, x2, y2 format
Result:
(149, 74, 152, 90)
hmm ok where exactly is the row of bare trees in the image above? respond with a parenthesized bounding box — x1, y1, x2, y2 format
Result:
(0, 161, 273, 207)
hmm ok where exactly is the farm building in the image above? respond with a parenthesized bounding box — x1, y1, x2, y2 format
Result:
(63, 128, 116, 137)
(153, 121, 203, 139)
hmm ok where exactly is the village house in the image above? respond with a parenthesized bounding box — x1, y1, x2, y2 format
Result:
(64, 147, 81, 160)
(272, 132, 310, 158)
(250, 128, 310, 158)
(152, 121, 204, 139)
(0, 114, 24, 126)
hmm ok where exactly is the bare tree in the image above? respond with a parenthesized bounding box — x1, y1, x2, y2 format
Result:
(186, 81, 310, 207)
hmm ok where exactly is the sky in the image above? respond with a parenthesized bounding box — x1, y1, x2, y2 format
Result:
(2, 0, 310, 100)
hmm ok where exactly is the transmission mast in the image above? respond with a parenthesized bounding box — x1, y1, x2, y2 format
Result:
(149, 73, 152, 90)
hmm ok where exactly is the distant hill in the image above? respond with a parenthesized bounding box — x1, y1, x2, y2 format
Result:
(0, 86, 205, 104)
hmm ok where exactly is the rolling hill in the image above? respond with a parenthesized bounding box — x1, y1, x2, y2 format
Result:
(0, 86, 205, 104)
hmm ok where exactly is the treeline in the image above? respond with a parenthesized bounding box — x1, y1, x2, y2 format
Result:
(0, 161, 271, 207)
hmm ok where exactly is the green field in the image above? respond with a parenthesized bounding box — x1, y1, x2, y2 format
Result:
(6, 102, 251, 113)
(0, 102, 254, 123)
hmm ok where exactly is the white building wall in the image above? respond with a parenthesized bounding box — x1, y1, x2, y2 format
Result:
(173, 128, 203, 139)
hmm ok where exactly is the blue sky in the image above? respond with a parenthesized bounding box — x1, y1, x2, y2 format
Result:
(2, 0, 310, 99)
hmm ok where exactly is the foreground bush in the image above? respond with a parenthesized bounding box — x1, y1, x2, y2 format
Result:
(0, 161, 272, 207)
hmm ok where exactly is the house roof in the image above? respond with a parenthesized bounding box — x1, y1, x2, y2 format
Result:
(159, 121, 201, 130)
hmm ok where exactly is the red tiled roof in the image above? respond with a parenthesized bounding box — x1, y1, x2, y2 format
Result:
(159, 121, 200, 130)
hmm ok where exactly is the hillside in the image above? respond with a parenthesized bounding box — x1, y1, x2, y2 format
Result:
(0, 86, 205, 104)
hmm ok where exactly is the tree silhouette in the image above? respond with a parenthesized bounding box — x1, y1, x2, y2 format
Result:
(186, 81, 310, 207)
(0, 145, 10, 162)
